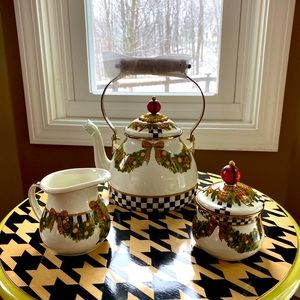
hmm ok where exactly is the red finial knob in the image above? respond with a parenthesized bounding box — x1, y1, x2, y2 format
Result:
(147, 97, 161, 115)
(221, 160, 241, 185)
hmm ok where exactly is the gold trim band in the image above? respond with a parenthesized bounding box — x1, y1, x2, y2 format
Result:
(109, 183, 198, 199)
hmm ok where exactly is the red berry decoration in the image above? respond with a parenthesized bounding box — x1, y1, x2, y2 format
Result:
(147, 97, 161, 115)
(221, 160, 241, 185)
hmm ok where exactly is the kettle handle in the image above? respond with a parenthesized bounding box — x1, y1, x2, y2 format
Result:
(100, 73, 123, 148)
(100, 72, 206, 148)
(28, 183, 43, 220)
(184, 74, 206, 146)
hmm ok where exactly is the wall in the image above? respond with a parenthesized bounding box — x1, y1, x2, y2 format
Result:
(0, 1, 299, 223)
(0, 2, 23, 218)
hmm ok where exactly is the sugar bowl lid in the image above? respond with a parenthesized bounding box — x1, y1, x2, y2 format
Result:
(125, 97, 182, 139)
(196, 161, 264, 216)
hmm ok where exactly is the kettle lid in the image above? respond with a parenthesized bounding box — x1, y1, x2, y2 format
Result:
(125, 97, 182, 139)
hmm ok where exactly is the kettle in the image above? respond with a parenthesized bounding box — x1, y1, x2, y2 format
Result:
(84, 57, 205, 212)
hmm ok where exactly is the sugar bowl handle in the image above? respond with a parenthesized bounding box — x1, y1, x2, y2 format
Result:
(28, 183, 43, 220)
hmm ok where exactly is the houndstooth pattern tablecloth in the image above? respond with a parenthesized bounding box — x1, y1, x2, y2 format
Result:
(0, 172, 298, 299)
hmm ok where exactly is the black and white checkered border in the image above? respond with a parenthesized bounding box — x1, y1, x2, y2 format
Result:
(211, 198, 264, 218)
(109, 185, 198, 212)
(148, 128, 163, 138)
(214, 200, 232, 215)
(198, 204, 260, 226)
(42, 208, 93, 224)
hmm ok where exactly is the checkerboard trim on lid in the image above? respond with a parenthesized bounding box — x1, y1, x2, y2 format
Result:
(148, 128, 162, 138)
(109, 184, 198, 212)
(196, 202, 261, 226)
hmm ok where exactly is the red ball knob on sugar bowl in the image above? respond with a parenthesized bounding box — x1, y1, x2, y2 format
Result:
(220, 160, 241, 185)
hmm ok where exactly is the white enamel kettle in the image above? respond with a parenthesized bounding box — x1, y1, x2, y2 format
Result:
(84, 57, 205, 212)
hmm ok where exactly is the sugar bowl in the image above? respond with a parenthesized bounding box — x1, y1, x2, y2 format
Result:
(192, 161, 265, 261)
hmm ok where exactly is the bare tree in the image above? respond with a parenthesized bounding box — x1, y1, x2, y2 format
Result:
(91, 0, 221, 85)
(196, 0, 204, 73)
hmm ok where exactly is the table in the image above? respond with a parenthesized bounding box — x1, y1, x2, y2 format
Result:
(0, 172, 299, 300)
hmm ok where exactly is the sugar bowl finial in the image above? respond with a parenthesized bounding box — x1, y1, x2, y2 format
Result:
(220, 160, 241, 185)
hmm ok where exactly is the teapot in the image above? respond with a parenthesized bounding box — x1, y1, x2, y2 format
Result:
(28, 168, 111, 255)
(84, 57, 205, 212)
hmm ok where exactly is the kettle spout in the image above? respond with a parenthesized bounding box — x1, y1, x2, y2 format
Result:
(83, 120, 111, 170)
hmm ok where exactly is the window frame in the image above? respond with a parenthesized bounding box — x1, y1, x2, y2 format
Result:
(14, 0, 295, 151)
(76, 0, 239, 104)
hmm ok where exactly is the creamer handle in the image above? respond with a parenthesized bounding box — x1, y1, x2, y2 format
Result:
(28, 183, 43, 220)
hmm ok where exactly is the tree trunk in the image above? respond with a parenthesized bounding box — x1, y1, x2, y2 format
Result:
(196, 0, 204, 73)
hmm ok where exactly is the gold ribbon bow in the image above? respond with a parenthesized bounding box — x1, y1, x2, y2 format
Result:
(49, 208, 69, 234)
(142, 140, 164, 150)
(142, 140, 165, 163)
(206, 216, 232, 241)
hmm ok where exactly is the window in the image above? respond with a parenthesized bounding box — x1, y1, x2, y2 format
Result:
(85, 0, 222, 95)
(14, 0, 295, 151)
(70, 0, 240, 119)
